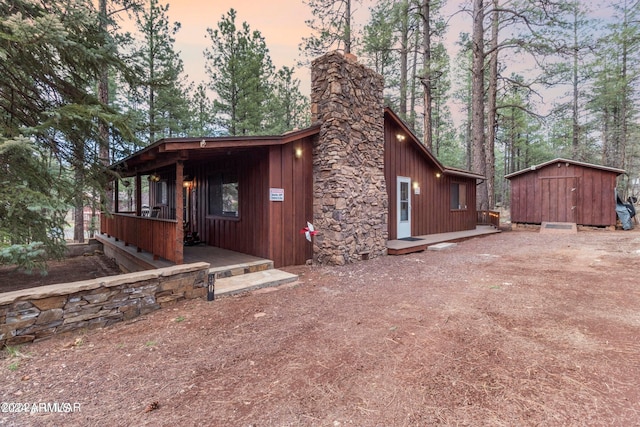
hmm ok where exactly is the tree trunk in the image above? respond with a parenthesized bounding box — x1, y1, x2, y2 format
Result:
(344, 0, 351, 54)
(571, 6, 580, 159)
(399, 0, 409, 118)
(471, 0, 488, 210)
(409, 29, 419, 129)
(465, 70, 473, 170)
(149, 2, 156, 144)
(485, 0, 499, 209)
(98, 0, 112, 220)
(421, 0, 433, 151)
(619, 6, 628, 170)
(98, 0, 110, 167)
(73, 140, 85, 243)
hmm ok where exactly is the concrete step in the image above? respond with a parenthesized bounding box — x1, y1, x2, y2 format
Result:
(213, 269, 299, 297)
(209, 259, 274, 279)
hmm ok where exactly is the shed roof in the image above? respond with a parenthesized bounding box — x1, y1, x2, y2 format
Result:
(504, 158, 626, 180)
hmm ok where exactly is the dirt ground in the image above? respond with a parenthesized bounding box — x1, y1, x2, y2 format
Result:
(1, 227, 640, 426)
(0, 254, 122, 293)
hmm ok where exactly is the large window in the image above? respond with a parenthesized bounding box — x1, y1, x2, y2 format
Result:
(208, 172, 239, 217)
(450, 183, 467, 210)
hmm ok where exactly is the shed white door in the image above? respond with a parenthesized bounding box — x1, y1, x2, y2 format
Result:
(397, 176, 411, 239)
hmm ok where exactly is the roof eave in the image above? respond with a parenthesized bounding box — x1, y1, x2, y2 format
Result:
(505, 158, 626, 179)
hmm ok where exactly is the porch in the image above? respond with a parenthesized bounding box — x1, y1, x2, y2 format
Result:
(387, 225, 501, 255)
(96, 233, 299, 297)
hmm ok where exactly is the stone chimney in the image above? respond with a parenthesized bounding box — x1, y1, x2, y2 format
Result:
(310, 51, 388, 265)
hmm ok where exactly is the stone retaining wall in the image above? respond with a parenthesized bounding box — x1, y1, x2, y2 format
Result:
(0, 262, 210, 347)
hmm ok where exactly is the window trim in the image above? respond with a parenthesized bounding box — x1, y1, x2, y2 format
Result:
(207, 172, 240, 219)
(450, 182, 468, 211)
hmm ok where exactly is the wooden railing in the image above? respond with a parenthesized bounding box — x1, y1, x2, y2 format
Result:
(100, 213, 179, 263)
(477, 210, 500, 228)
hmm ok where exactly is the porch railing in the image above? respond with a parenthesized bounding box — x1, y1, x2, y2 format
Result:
(477, 210, 500, 228)
(100, 213, 178, 263)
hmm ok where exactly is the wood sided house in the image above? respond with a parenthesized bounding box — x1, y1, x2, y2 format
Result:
(505, 158, 626, 228)
(100, 51, 493, 269)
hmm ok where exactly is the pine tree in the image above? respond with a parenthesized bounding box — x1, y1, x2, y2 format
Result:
(591, 1, 640, 171)
(362, 0, 396, 76)
(190, 82, 216, 136)
(205, 9, 275, 136)
(130, 0, 190, 144)
(300, 0, 356, 60)
(265, 66, 310, 134)
(0, 0, 133, 269)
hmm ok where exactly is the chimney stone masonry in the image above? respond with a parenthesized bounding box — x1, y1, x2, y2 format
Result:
(310, 51, 388, 265)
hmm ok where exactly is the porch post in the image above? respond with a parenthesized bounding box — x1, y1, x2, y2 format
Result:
(114, 179, 119, 214)
(135, 174, 142, 216)
(175, 161, 184, 264)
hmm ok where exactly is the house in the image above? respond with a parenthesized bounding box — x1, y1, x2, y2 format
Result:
(101, 51, 486, 268)
(505, 158, 625, 227)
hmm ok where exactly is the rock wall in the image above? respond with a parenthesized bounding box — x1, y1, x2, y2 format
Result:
(0, 263, 210, 346)
(311, 51, 388, 265)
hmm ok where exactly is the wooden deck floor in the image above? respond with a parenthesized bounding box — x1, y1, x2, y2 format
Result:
(387, 225, 501, 255)
(96, 234, 271, 272)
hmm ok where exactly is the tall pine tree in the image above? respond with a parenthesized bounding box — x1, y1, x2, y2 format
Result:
(130, 0, 190, 144)
(205, 9, 275, 136)
(0, 0, 133, 269)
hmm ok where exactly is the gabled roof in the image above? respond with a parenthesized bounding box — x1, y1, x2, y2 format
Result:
(504, 158, 626, 179)
(112, 108, 485, 181)
(384, 107, 485, 180)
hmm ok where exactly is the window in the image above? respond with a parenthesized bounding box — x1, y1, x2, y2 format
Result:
(450, 183, 467, 210)
(399, 180, 409, 221)
(208, 172, 239, 217)
(156, 181, 168, 205)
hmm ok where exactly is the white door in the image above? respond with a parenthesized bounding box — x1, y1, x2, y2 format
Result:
(397, 176, 411, 239)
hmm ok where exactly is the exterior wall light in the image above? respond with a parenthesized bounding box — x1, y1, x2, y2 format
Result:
(435, 172, 441, 178)
(295, 147, 303, 158)
(396, 134, 406, 142)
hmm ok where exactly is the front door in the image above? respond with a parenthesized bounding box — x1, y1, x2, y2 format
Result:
(397, 176, 411, 239)
(541, 177, 578, 223)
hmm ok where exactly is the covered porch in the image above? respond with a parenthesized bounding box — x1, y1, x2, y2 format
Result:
(101, 127, 319, 269)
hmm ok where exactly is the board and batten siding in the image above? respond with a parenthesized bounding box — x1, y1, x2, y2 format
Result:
(508, 160, 621, 227)
(189, 150, 270, 261)
(384, 115, 477, 239)
(187, 137, 315, 268)
(267, 137, 315, 267)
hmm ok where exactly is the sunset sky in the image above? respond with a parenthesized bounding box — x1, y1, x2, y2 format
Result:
(123, 0, 616, 117)
(139, 0, 321, 92)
